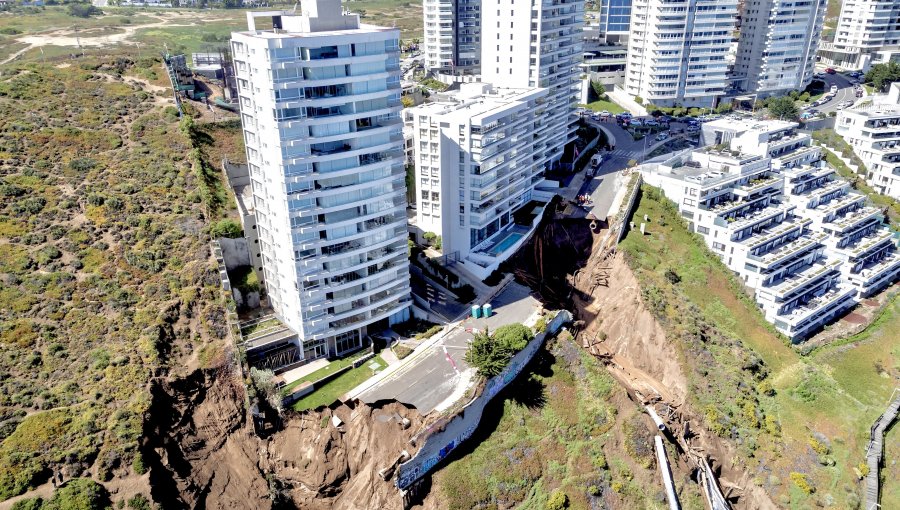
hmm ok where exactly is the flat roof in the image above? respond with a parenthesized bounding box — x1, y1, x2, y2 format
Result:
(413, 86, 546, 125)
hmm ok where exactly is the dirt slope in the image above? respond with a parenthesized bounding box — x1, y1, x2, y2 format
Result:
(143, 367, 421, 510)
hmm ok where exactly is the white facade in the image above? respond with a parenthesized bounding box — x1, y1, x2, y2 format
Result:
(643, 120, 899, 340)
(835, 83, 900, 200)
(231, 3, 411, 361)
(481, 0, 583, 157)
(819, 0, 900, 71)
(625, 0, 738, 107)
(734, 0, 825, 95)
(411, 84, 553, 278)
(423, 0, 481, 80)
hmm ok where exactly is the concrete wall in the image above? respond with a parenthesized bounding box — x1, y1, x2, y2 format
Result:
(218, 237, 253, 273)
(395, 310, 573, 490)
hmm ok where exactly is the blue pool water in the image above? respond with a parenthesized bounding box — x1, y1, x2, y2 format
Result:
(487, 232, 524, 256)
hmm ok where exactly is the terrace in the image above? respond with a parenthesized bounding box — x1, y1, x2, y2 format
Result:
(767, 259, 841, 300)
(751, 232, 827, 270)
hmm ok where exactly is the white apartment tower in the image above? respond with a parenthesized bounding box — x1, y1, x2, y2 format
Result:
(819, 0, 900, 71)
(734, 0, 826, 95)
(231, 3, 411, 360)
(411, 84, 554, 278)
(423, 0, 481, 80)
(481, 0, 584, 156)
(625, 0, 739, 107)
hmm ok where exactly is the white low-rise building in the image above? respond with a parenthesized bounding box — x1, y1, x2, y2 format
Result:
(835, 83, 900, 200)
(642, 119, 899, 341)
(411, 83, 554, 279)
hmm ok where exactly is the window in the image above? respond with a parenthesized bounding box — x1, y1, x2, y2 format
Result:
(712, 242, 726, 251)
(697, 226, 710, 235)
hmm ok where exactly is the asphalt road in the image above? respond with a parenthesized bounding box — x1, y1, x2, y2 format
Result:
(357, 282, 539, 414)
(813, 73, 857, 114)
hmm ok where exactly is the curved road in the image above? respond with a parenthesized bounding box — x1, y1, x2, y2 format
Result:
(814, 73, 858, 114)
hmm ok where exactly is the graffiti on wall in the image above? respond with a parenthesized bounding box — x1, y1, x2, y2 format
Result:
(395, 310, 571, 490)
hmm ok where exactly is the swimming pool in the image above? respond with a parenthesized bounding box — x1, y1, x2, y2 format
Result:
(486, 232, 524, 256)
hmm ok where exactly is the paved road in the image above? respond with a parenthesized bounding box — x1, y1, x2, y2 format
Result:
(357, 282, 540, 414)
(814, 73, 857, 114)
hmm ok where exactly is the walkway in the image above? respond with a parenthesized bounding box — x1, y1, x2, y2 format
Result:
(865, 389, 900, 510)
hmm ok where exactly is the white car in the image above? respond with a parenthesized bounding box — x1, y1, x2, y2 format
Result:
(629, 119, 643, 126)
(686, 125, 701, 133)
(645, 119, 659, 126)
(655, 132, 669, 141)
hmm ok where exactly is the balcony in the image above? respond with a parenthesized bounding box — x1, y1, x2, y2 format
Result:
(767, 260, 841, 300)
(750, 232, 827, 270)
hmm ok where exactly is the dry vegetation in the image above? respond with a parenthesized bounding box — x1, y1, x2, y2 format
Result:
(0, 57, 232, 504)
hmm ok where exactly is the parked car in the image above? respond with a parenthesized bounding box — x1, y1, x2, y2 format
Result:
(591, 113, 602, 121)
(856, 90, 864, 98)
(826, 67, 837, 74)
(655, 132, 669, 141)
(686, 125, 700, 133)
(600, 110, 611, 119)
(644, 119, 659, 126)
(629, 119, 643, 126)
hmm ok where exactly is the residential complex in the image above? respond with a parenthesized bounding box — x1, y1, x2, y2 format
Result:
(643, 119, 900, 340)
(733, 0, 826, 96)
(818, 0, 900, 71)
(423, 0, 481, 81)
(410, 84, 554, 278)
(624, 0, 738, 107)
(231, 3, 412, 363)
(835, 82, 900, 200)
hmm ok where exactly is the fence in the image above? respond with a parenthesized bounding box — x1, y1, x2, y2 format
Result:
(395, 310, 573, 491)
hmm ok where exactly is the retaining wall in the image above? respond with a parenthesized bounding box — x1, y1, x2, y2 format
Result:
(395, 309, 573, 490)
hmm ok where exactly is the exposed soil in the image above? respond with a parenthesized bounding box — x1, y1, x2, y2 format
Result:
(507, 207, 777, 509)
(143, 365, 423, 510)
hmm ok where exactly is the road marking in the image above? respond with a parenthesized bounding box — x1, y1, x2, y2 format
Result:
(442, 345, 460, 374)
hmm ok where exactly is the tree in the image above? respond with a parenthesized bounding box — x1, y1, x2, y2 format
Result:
(715, 102, 733, 114)
(401, 95, 415, 108)
(67, 4, 102, 18)
(465, 329, 515, 377)
(492, 323, 534, 351)
(767, 96, 800, 121)
(590, 80, 607, 101)
(865, 62, 900, 92)
(423, 231, 437, 245)
(42, 479, 110, 510)
(210, 218, 242, 239)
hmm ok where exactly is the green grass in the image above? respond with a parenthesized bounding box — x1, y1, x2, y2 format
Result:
(618, 184, 900, 508)
(431, 333, 689, 509)
(283, 350, 376, 393)
(289, 354, 387, 412)
(580, 99, 625, 114)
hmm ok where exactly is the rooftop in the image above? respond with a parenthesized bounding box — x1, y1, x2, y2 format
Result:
(411, 84, 547, 125)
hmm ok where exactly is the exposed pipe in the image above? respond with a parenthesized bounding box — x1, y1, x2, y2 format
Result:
(655, 435, 681, 510)
(646, 405, 667, 431)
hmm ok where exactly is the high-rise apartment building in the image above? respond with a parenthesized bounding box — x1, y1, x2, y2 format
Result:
(231, 2, 411, 360)
(481, 0, 584, 160)
(411, 84, 554, 277)
(423, 0, 481, 81)
(597, 0, 632, 43)
(625, 0, 738, 107)
(819, 0, 900, 71)
(734, 0, 825, 95)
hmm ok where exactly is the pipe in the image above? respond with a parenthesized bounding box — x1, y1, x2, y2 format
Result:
(655, 435, 681, 510)
(646, 405, 667, 431)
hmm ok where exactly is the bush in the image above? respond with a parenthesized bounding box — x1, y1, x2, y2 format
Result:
(493, 323, 534, 351)
(423, 231, 437, 245)
(210, 218, 242, 239)
(789, 472, 814, 494)
(42, 478, 110, 510)
(464, 323, 532, 377)
(132, 452, 147, 475)
(127, 494, 152, 510)
(545, 489, 568, 510)
(10, 498, 42, 510)
(67, 4, 103, 18)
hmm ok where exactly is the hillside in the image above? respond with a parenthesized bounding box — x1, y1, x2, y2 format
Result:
(0, 57, 232, 506)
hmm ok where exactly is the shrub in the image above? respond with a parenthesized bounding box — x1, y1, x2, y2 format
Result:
(127, 494, 152, 510)
(423, 231, 437, 245)
(493, 323, 534, 351)
(67, 4, 103, 18)
(10, 498, 42, 510)
(545, 489, 568, 510)
(210, 218, 243, 239)
(789, 472, 814, 494)
(132, 452, 147, 474)
(42, 478, 110, 510)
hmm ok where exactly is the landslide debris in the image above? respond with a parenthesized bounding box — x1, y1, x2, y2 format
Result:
(144, 366, 422, 510)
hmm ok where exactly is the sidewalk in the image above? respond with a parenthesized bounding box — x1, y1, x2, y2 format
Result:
(608, 86, 648, 116)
